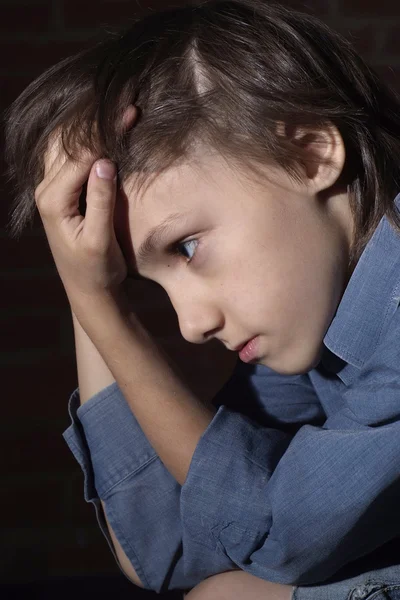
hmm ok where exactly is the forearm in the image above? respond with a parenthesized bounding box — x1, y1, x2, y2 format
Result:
(73, 291, 217, 487)
(71, 311, 116, 404)
(71, 310, 145, 586)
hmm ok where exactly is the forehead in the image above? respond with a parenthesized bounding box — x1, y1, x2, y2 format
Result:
(124, 155, 233, 228)
(124, 152, 273, 225)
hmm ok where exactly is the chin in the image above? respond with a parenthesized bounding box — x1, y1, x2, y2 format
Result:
(261, 343, 323, 376)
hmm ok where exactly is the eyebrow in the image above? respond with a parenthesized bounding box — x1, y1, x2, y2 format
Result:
(134, 212, 189, 273)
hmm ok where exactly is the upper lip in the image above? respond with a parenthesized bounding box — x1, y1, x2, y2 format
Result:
(230, 339, 252, 352)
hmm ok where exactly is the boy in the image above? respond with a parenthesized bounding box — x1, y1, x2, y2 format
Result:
(4, 1, 400, 598)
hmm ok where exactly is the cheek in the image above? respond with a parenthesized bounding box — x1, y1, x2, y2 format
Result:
(222, 256, 271, 320)
(227, 243, 303, 333)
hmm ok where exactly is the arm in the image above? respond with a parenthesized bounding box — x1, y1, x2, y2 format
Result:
(71, 311, 145, 587)
(70, 297, 237, 589)
(179, 307, 400, 585)
(73, 277, 237, 408)
(65, 326, 327, 592)
(72, 311, 115, 404)
(41, 125, 399, 590)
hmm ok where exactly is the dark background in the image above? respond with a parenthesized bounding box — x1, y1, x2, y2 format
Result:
(0, 0, 399, 598)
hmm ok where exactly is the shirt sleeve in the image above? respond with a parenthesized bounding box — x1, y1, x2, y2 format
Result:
(180, 312, 400, 586)
(63, 382, 188, 592)
(62, 359, 325, 592)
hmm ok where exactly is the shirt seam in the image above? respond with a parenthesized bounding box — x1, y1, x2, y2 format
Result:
(101, 453, 159, 497)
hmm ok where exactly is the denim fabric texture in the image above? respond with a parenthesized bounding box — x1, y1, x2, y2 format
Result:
(291, 564, 400, 600)
(63, 194, 400, 594)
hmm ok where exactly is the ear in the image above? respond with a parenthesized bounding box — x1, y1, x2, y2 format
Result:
(277, 121, 346, 194)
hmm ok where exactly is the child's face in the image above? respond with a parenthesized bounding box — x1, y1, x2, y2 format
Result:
(117, 152, 354, 375)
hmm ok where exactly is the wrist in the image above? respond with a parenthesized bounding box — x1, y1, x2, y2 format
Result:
(70, 284, 131, 328)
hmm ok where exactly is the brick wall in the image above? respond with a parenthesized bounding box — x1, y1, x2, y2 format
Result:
(1, 0, 399, 592)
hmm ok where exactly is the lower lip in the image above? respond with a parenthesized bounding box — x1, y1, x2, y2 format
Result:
(238, 336, 260, 363)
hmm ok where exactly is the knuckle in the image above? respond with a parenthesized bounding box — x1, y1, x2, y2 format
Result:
(34, 190, 53, 220)
(43, 127, 64, 175)
(34, 182, 42, 203)
(83, 229, 110, 253)
(34, 185, 46, 211)
(84, 238, 101, 255)
(83, 235, 109, 257)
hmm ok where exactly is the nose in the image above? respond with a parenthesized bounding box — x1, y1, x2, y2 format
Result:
(173, 297, 225, 345)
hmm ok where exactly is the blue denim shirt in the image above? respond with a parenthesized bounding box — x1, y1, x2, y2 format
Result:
(63, 194, 400, 593)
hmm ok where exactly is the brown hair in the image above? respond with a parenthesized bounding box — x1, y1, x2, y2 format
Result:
(3, 0, 400, 270)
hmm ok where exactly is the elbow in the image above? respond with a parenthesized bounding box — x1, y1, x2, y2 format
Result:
(115, 547, 145, 588)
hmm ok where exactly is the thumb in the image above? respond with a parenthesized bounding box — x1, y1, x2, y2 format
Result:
(83, 159, 117, 246)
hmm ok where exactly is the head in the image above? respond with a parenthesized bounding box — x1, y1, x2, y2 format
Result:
(118, 126, 354, 375)
(4, 0, 400, 374)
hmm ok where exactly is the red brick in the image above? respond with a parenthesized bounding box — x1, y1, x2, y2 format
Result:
(339, 0, 400, 17)
(0, 2, 51, 33)
(3, 356, 78, 421)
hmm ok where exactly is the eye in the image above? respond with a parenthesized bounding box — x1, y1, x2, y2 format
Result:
(168, 238, 199, 264)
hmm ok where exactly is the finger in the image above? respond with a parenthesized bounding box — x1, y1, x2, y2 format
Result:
(83, 159, 117, 245)
(37, 147, 97, 221)
(121, 104, 138, 131)
(43, 127, 67, 178)
(37, 105, 137, 219)
(41, 105, 136, 187)
(43, 104, 136, 176)
(34, 128, 68, 201)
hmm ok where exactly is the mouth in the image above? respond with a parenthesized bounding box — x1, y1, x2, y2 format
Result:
(231, 340, 249, 352)
(237, 336, 261, 363)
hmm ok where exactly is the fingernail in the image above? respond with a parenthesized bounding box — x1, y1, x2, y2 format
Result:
(96, 160, 116, 180)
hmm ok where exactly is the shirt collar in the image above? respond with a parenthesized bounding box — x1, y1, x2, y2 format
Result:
(322, 193, 400, 370)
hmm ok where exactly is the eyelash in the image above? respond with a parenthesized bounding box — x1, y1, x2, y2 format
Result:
(168, 238, 199, 264)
